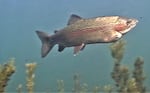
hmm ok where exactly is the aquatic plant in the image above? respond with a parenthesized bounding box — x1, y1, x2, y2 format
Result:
(57, 80, 64, 93)
(72, 73, 88, 93)
(110, 39, 146, 93)
(132, 57, 146, 93)
(72, 73, 81, 93)
(0, 58, 16, 93)
(26, 62, 37, 93)
(16, 84, 23, 93)
(92, 86, 100, 93)
(110, 39, 129, 92)
(0, 40, 147, 93)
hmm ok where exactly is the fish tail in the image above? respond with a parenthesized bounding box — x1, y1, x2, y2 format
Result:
(36, 30, 55, 58)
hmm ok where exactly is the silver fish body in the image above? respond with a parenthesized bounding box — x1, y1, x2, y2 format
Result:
(36, 14, 138, 57)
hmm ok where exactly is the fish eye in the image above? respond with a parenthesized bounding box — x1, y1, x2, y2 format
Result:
(126, 20, 132, 24)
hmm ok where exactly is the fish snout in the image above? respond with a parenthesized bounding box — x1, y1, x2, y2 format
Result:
(120, 18, 138, 35)
(116, 17, 138, 35)
(127, 18, 138, 27)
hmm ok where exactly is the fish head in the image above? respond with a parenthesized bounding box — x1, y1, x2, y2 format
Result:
(113, 17, 138, 35)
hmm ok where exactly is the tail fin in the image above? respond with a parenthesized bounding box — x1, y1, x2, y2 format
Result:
(36, 31, 54, 58)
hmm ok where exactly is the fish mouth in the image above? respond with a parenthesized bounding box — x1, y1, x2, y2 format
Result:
(120, 18, 138, 35)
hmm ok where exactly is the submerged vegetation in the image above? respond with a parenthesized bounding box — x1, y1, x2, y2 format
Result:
(0, 40, 147, 93)
(0, 58, 15, 93)
(110, 40, 146, 93)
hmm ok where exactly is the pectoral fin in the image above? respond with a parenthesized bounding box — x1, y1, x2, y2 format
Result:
(73, 43, 85, 56)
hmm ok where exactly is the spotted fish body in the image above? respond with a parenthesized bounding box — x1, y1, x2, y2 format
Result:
(36, 14, 138, 57)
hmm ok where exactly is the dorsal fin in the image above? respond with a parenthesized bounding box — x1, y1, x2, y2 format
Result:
(67, 14, 82, 25)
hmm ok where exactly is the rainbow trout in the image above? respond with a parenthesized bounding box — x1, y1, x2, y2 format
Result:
(36, 14, 138, 57)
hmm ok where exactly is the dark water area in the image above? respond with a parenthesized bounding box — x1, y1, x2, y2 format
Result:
(0, 0, 149, 92)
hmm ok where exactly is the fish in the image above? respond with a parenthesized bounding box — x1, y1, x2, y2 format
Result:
(36, 14, 138, 58)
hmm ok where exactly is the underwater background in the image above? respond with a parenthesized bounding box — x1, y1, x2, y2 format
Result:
(0, 0, 150, 92)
